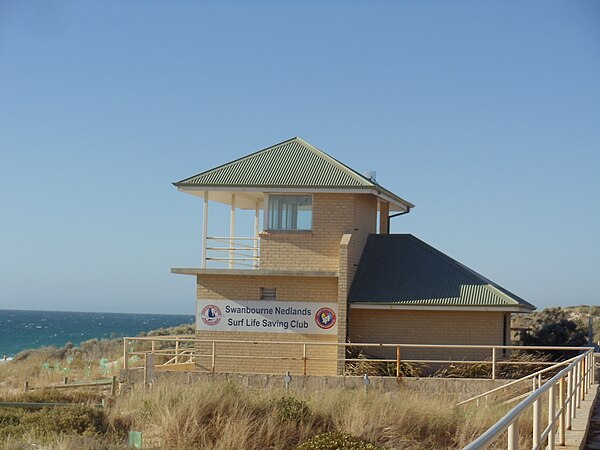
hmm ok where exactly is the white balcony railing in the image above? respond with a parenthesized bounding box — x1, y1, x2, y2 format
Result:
(205, 236, 259, 269)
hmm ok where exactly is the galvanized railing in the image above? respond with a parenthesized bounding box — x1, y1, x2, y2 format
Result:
(462, 348, 595, 450)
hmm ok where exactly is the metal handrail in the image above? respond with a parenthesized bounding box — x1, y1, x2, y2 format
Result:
(463, 349, 594, 450)
(122, 337, 597, 449)
(457, 355, 577, 406)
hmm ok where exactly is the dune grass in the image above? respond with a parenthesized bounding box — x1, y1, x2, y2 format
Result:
(0, 320, 544, 449)
(0, 370, 529, 450)
(103, 377, 525, 450)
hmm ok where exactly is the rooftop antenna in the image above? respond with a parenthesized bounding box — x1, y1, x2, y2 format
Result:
(364, 170, 377, 182)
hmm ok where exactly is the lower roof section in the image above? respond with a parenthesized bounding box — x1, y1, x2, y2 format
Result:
(349, 234, 535, 312)
(171, 268, 339, 278)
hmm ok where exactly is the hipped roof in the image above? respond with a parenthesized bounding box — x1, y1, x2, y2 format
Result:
(349, 234, 535, 311)
(174, 137, 413, 211)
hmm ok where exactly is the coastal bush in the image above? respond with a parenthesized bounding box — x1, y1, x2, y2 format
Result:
(519, 319, 588, 359)
(0, 388, 101, 404)
(0, 405, 106, 441)
(296, 431, 384, 450)
(273, 396, 311, 423)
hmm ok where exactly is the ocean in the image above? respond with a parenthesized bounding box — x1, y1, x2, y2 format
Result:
(0, 309, 195, 358)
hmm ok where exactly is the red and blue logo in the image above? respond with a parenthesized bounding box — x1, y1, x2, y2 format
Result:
(315, 307, 336, 330)
(201, 305, 222, 326)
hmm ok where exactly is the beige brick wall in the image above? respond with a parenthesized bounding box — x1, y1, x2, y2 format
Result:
(348, 308, 507, 361)
(379, 201, 389, 234)
(197, 274, 338, 301)
(195, 193, 378, 376)
(195, 274, 339, 375)
(259, 193, 377, 272)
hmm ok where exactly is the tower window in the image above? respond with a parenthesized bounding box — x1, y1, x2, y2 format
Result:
(268, 195, 312, 230)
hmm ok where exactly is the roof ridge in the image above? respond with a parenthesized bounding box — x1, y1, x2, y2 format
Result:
(294, 137, 377, 187)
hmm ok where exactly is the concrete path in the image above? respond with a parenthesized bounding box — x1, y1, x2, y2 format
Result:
(561, 384, 598, 450)
(583, 384, 600, 449)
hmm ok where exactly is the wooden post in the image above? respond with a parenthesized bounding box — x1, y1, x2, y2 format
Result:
(303, 344, 307, 376)
(143, 354, 148, 387)
(491, 347, 497, 380)
(396, 346, 401, 378)
(211, 341, 216, 374)
(23, 381, 29, 392)
(123, 339, 128, 371)
(151, 340, 156, 354)
(175, 339, 180, 364)
(111, 375, 117, 396)
(63, 377, 69, 385)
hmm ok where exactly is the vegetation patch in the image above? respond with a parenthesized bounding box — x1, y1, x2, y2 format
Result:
(296, 431, 385, 450)
(273, 396, 311, 423)
(0, 405, 106, 442)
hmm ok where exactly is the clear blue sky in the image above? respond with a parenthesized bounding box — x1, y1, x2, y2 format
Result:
(1, 1, 598, 314)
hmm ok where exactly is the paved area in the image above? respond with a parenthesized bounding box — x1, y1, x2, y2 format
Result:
(561, 384, 598, 450)
(584, 384, 600, 449)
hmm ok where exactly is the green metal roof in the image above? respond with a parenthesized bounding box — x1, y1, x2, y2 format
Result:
(174, 137, 414, 209)
(349, 234, 535, 310)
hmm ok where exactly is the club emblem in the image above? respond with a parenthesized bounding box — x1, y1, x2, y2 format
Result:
(201, 305, 222, 326)
(315, 307, 336, 330)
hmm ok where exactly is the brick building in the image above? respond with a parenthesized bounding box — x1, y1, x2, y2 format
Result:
(172, 137, 534, 375)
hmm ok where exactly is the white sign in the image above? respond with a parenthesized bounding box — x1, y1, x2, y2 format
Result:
(196, 299, 338, 335)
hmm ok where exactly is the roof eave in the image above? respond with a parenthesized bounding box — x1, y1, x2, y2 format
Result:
(174, 183, 414, 210)
(349, 303, 535, 312)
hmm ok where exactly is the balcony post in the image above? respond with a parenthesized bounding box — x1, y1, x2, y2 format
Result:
(254, 200, 260, 269)
(229, 194, 236, 269)
(202, 191, 208, 269)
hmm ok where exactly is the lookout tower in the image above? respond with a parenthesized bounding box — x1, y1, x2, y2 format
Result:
(172, 137, 533, 375)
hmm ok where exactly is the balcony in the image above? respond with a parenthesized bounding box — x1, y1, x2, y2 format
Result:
(205, 236, 259, 269)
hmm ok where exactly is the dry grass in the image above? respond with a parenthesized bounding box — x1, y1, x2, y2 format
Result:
(0, 363, 536, 450)
(105, 377, 521, 450)
(0, 320, 545, 449)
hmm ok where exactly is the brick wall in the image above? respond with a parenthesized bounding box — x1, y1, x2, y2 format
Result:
(195, 274, 339, 375)
(197, 274, 338, 301)
(259, 193, 377, 272)
(195, 193, 378, 376)
(348, 308, 506, 361)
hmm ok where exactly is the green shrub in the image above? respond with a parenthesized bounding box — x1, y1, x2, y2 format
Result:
(273, 396, 310, 423)
(0, 405, 107, 441)
(296, 431, 385, 450)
